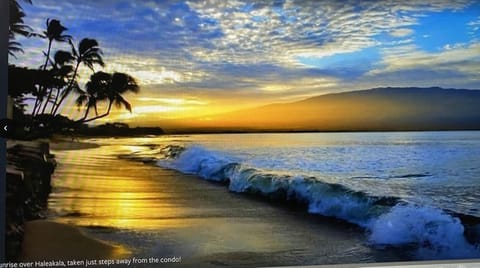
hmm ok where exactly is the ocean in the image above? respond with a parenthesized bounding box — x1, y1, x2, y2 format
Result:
(49, 131, 480, 265)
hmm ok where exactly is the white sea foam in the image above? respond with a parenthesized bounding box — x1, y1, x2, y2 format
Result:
(158, 145, 233, 181)
(156, 144, 480, 259)
(369, 204, 480, 259)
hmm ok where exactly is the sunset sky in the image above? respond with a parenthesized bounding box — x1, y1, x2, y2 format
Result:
(11, 0, 480, 126)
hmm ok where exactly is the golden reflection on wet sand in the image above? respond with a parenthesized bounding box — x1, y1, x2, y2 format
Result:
(50, 144, 193, 229)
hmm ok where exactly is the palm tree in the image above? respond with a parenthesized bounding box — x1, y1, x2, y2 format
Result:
(75, 72, 109, 121)
(41, 19, 71, 70)
(76, 72, 139, 123)
(52, 38, 105, 115)
(39, 50, 75, 114)
(33, 18, 71, 115)
(8, 39, 24, 59)
(9, 0, 32, 35)
(8, 0, 33, 58)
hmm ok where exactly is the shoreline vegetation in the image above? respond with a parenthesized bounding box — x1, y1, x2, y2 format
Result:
(8, 0, 143, 143)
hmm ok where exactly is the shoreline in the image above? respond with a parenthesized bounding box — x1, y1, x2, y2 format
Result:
(40, 140, 401, 267)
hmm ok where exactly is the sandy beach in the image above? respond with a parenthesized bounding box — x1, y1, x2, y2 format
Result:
(19, 220, 129, 262)
(15, 138, 411, 267)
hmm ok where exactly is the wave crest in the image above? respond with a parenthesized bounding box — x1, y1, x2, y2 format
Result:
(154, 144, 480, 259)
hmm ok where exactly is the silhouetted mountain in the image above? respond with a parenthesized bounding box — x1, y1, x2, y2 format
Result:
(173, 87, 480, 132)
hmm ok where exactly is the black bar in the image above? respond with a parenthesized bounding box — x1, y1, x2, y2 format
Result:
(0, 0, 9, 262)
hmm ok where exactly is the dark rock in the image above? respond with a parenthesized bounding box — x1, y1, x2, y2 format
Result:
(5, 141, 56, 261)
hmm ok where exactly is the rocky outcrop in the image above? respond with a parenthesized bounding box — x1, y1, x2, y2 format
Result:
(5, 141, 56, 261)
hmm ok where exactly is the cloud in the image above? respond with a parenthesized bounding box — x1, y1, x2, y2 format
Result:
(16, 0, 476, 67)
(468, 16, 480, 40)
(136, 97, 208, 106)
(10, 0, 480, 114)
(363, 42, 480, 90)
(389, 28, 415, 37)
(370, 42, 480, 75)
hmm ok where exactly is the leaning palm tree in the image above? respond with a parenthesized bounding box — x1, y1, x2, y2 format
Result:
(33, 18, 71, 115)
(77, 72, 139, 123)
(52, 38, 104, 115)
(76, 72, 110, 121)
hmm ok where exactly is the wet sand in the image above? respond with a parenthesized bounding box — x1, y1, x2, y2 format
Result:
(20, 220, 129, 261)
(25, 140, 407, 267)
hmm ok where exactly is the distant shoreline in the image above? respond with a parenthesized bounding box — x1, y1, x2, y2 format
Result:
(60, 128, 480, 138)
(160, 128, 480, 135)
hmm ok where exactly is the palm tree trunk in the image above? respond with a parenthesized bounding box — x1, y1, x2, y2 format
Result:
(32, 84, 44, 116)
(81, 101, 112, 123)
(41, 87, 55, 114)
(49, 88, 60, 114)
(43, 40, 52, 70)
(34, 40, 52, 116)
(33, 93, 45, 116)
(32, 97, 40, 116)
(81, 104, 91, 121)
(53, 61, 80, 115)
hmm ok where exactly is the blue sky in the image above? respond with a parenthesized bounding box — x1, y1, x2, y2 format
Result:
(10, 0, 480, 122)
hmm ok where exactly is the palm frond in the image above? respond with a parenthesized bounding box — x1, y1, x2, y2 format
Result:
(45, 18, 71, 43)
(9, 0, 33, 37)
(79, 38, 99, 55)
(8, 40, 24, 59)
(114, 95, 132, 112)
(75, 94, 88, 108)
(54, 50, 75, 66)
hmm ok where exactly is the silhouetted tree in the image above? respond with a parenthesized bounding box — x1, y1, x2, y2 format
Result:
(76, 72, 109, 121)
(40, 50, 77, 114)
(8, 0, 32, 58)
(8, 3, 141, 131)
(41, 19, 71, 70)
(33, 19, 71, 115)
(9, 65, 58, 118)
(52, 38, 104, 115)
(76, 72, 139, 123)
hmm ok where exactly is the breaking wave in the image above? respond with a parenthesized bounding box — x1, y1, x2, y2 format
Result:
(146, 144, 480, 259)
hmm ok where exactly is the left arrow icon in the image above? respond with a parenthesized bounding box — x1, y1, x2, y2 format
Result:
(0, 119, 13, 138)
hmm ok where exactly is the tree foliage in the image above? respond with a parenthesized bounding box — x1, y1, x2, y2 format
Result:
(8, 0, 140, 135)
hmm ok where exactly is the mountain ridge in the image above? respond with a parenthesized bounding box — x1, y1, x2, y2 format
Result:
(161, 87, 480, 132)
